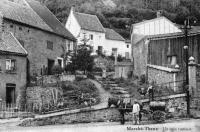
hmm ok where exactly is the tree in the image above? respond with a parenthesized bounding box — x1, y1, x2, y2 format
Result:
(66, 34, 94, 74)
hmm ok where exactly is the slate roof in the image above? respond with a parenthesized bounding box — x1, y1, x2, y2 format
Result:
(0, 0, 76, 41)
(0, 0, 52, 32)
(74, 12, 105, 33)
(25, 0, 76, 41)
(0, 32, 28, 56)
(105, 28, 125, 41)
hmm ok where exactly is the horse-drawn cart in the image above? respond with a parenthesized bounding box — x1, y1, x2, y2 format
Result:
(108, 97, 167, 124)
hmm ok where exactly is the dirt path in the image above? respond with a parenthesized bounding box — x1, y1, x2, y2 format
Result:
(34, 79, 112, 118)
(89, 79, 112, 109)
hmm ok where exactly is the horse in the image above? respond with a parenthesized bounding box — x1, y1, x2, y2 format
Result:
(107, 97, 123, 108)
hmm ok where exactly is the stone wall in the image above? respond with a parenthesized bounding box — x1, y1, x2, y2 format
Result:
(20, 107, 132, 126)
(34, 75, 75, 86)
(3, 19, 73, 76)
(147, 65, 183, 91)
(26, 86, 63, 113)
(0, 54, 27, 108)
(132, 39, 148, 77)
(20, 94, 189, 127)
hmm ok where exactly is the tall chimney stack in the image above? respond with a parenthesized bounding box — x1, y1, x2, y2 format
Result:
(156, 10, 162, 18)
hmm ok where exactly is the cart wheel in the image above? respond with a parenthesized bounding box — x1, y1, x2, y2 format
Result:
(153, 110, 165, 123)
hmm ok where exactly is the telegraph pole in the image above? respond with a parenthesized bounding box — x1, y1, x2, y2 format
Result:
(183, 19, 191, 117)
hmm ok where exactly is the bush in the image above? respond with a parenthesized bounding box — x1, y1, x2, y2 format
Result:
(140, 74, 147, 84)
(52, 64, 63, 75)
(75, 75, 86, 81)
(93, 67, 102, 72)
(87, 72, 95, 79)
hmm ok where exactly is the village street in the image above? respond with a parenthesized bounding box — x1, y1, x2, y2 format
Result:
(0, 119, 199, 132)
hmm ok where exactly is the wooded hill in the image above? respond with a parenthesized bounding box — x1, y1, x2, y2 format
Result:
(37, 0, 200, 39)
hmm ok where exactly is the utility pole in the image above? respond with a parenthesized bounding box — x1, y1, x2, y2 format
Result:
(183, 18, 191, 117)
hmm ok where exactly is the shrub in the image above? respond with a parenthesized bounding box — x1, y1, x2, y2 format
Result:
(140, 74, 147, 84)
(75, 76, 86, 81)
(87, 72, 95, 79)
(93, 67, 102, 72)
(52, 64, 63, 75)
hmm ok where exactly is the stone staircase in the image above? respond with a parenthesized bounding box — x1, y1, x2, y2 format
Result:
(96, 77, 130, 98)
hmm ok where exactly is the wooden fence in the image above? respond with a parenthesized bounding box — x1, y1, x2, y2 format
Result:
(0, 102, 33, 119)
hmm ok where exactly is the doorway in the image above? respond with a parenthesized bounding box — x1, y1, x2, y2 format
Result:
(6, 83, 16, 104)
(48, 59, 55, 75)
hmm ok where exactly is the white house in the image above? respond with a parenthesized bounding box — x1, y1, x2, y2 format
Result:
(65, 7, 105, 53)
(65, 7, 130, 58)
(104, 28, 130, 58)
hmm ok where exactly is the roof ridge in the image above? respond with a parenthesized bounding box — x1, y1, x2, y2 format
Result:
(75, 12, 97, 17)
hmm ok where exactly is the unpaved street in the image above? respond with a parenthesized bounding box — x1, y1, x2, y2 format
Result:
(0, 119, 199, 132)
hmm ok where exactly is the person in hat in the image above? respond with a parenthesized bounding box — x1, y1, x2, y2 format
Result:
(132, 100, 140, 125)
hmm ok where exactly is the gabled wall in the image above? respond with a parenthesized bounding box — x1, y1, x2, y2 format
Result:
(132, 17, 181, 35)
(65, 9, 81, 38)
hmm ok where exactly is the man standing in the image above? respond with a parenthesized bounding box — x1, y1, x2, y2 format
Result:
(132, 100, 140, 125)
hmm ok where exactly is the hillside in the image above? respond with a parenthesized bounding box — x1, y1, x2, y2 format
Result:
(37, 0, 200, 39)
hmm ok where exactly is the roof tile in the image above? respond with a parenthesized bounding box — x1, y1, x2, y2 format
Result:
(25, 0, 76, 41)
(74, 12, 105, 33)
(0, 32, 27, 55)
(0, 0, 52, 32)
(105, 28, 125, 41)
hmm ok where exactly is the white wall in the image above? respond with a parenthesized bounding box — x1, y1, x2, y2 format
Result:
(65, 10, 81, 38)
(65, 9, 130, 57)
(77, 29, 105, 52)
(132, 17, 181, 35)
(104, 39, 130, 58)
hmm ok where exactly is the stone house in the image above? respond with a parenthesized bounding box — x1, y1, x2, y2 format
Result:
(0, 32, 28, 105)
(65, 8, 130, 58)
(0, 0, 76, 77)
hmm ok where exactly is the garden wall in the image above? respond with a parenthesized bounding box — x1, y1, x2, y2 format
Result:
(32, 75, 75, 86)
(26, 86, 63, 113)
(20, 107, 131, 126)
(20, 93, 191, 127)
(147, 65, 183, 92)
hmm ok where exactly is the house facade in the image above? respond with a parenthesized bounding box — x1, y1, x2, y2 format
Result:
(65, 8, 130, 58)
(131, 15, 200, 90)
(0, 0, 76, 78)
(0, 32, 27, 105)
(131, 16, 182, 77)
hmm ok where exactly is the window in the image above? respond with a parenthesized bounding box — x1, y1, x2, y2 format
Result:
(47, 41, 53, 50)
(6, 59, 16, 72)
(127, 44, 129, 48)
(10, 25, 13, 28)
(90, 34, 93, 40)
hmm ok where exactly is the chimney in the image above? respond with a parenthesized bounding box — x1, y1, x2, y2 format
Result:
(156, 10, 162, 18)
(70, 6, 75, 13)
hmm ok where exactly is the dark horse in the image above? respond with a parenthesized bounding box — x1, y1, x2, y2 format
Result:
(108, 97, 122, 108)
